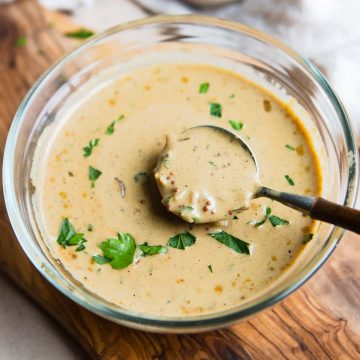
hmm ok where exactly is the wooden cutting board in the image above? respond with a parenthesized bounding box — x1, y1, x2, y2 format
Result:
(0, 1, 359, 359)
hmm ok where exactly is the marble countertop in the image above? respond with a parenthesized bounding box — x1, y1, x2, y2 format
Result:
(1, 1, 359, 358)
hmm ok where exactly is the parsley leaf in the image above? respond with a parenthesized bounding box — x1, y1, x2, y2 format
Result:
(105, 115, 124, 135)
(134, 172, 150, 185)
(229, 120, 243, 131)
(92, 255, 111, 265)
(179, 205, 193, 213)
(89, 166, 102, 188)
(248, 207, 271, 227)
(285, 175, 295, 186)
(285, 144, 295, 151)
(83, 138, 99, 157)
(57, 218, 86, 251)
(16, 36, 27, 47)
(139, 242, 167, 256)
(94, 233, 136, 269)
(268, 215, 289, 227)
(199, 82, 209, 94)
(209, 231, 250, 255)
(168, 231, 196, 250)
(209, 102, 222, 117)
(65, 28, 94, 39)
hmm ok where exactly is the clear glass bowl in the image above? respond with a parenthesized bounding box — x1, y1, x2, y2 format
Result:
(3, 15, 358, 333)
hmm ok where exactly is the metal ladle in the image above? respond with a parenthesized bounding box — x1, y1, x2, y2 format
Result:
(186, 126, 360, 234)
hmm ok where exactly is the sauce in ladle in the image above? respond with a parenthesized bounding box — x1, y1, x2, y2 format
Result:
(155, 126, 260, 223)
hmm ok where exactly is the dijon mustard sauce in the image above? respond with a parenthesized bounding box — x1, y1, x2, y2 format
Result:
(31, 63, 321, 317)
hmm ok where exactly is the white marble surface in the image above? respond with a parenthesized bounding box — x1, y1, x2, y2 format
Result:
(1, 1, 359, 359)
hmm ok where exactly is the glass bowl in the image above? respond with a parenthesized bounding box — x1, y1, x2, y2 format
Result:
(3, 15, 358, 333)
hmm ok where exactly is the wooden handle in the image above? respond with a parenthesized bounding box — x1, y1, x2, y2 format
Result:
(311, 197, 360, 234)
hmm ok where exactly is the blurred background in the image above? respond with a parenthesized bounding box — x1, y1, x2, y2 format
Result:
(1, 1, 359, 359)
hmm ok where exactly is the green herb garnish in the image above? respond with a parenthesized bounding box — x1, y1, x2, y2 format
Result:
(83, 138, 99, 157)
(134, 172, 150, 185)
(209, 102, 222, 117)
(92, 255, 110, 265)
(93, 233, 136, 269)
(285, 175, 295, 186)
(87, 224, 93, 232)
(229, 120, 243, 131)
(229, 94, 235, 99)
(89, 166, 102, 188)
(248, 207, 271, 227)
(303, 233, 314, 244)
(168, 231, 196, 250)
(139, 242, 167, 256)
(105, 115, 124, 135)
(208, 265, 213, 273)
(65, 28, 94, 39)
(57, 218, 86, 251)
(15, 36, 27, 47)
(199, 82, 209, 94)
(268, 215, 289, 227)
(209, 161, 217, 168)
(209, 231, 250, 255)
(285, 144, 295, 151)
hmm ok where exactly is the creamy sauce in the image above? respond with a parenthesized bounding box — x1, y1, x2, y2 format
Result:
(155, 127, 259, 223)
(31, 63, 321, 317)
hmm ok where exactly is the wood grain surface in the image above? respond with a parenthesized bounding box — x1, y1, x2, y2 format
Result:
(0, 1, 359, 359)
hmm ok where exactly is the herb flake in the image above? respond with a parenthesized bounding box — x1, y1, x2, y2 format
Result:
(89, 166, 102, 188)
(83, 138, 99, 157)
(285, 175, 295, 186)
(15, 36, 27, 47)
(229, 120, 243, 131)
(268, 215, 289, 227)
(199, 82, 209, 94)
(65, 28, 94, 39)
(168, 231, 196, 250)
(208, 265, 213, 273)
(209, 231, 250, 255)
(209, 102, 222, 118)
(139, 242, 167, 256)
(134, 172, 150, 185)
(285, 144, 295, 151)
(105, 115, 124, 135)
(57, 218, 86, 251)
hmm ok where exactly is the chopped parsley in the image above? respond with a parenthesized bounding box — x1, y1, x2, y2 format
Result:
(87, 224, 93, 232)
(208, 265, 213, 273)
(209, 231, 250, 255)
(199, 82, 209, 94)
(209, 161, 218, 168)
(89, 166, 102, 188)
(139, 242, 167, 256)
(285, 144, 295, 151)
(83, 138, 99, 157)
(209, 102, 222, 117)
(168, 231, 196, 250)
(229, 120, 243, 131)
(268, 215, 289, 227)
(248, 207, 289, 228)
(105, 115, 124, 135)
(65, 28, 94, 39)
(248, 207, 271, 227)
(15, 36, 27, 47)
(93, 233, 136, 269)
(285, 175, 295, 186)
(134, 172, 150, 185)
(229, 94, 235, 99)
(56, 218, 86, 251)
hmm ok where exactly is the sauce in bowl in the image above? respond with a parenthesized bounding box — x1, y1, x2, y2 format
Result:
(31, 63, 321, 317)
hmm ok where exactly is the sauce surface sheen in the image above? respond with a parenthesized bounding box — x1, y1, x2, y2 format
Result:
(31, 63, 321, 317)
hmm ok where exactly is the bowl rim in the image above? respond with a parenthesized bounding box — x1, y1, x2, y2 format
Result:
(3, 14, 359, 331)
